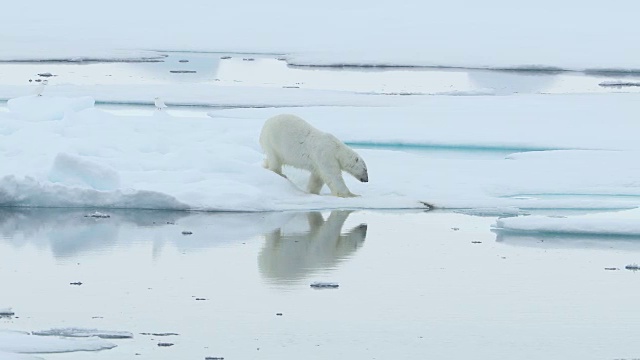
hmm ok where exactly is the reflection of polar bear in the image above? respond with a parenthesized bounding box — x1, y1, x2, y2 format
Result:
(259, 114, 368, 197)
(258, 210, 367, 282)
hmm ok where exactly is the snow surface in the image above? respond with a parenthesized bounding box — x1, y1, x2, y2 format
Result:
(2, 93, 640, 211)
(494, 208, 640, 236)
(0, 330, 115, 354)
(0, 1, 639, 71)
(7, 96, 94, 121)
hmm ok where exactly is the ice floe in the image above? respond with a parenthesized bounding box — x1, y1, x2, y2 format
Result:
(310, 282, 340, 289)
(32, 328, 133, 339)
(1, 94, 640, 211)
(0, 330, 115, 354)
(493, 208, 640, 236)
(0, 47, 163, 63)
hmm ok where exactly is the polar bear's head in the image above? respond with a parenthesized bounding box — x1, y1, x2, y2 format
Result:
(341, 148, 369, 183)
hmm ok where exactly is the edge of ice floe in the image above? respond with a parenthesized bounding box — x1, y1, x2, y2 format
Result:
(283, 55, 640, 76)
(599, 80, 640, 88)
(492, 208, 640, 237)
(0, 352, 44, 360)
(32, 328, 133, 339)
(0, 49, 165, 63)
(0, 330, 116, 354)
(0, 308, 14, 316)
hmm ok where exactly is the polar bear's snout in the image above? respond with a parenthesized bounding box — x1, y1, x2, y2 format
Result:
(359, 172, 369, 183)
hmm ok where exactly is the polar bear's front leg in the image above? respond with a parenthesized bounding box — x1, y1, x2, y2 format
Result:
(322, 165, 356, 198)
(307, 173, 325, 194)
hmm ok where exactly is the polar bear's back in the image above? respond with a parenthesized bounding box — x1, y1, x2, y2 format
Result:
(260, 114, 328, 170)
(261, 114, 316, 136)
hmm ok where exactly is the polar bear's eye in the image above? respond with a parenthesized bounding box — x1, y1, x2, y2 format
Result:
(355, 158, 359, 163)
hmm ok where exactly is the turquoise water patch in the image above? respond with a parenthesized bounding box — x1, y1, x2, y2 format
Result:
(347, 141, 562, 159)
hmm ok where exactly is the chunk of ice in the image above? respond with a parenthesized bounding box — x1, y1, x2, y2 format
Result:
(310, 282, 339, 289)
(0, 330, 116, 353)
(0, 308, 15, 316)
(32, 328, 133, 339)
(84, 211, 111, 219)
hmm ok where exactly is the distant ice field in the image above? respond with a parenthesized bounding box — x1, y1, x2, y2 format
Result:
(1, 1, 639, 72)
(0, 54, 639, 105)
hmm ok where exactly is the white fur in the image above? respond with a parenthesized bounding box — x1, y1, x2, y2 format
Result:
(259, 114, 368, 197)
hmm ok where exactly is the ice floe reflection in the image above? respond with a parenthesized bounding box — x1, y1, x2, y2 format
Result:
(0, 209, 367, 278)
(0, 208, 190, 257)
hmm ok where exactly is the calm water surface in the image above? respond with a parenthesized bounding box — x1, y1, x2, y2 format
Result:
(1, 52, 640, 359)
(1, 209, 640, 360)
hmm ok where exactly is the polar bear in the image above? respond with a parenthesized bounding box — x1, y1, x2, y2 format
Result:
(259, 114, 368, 197)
